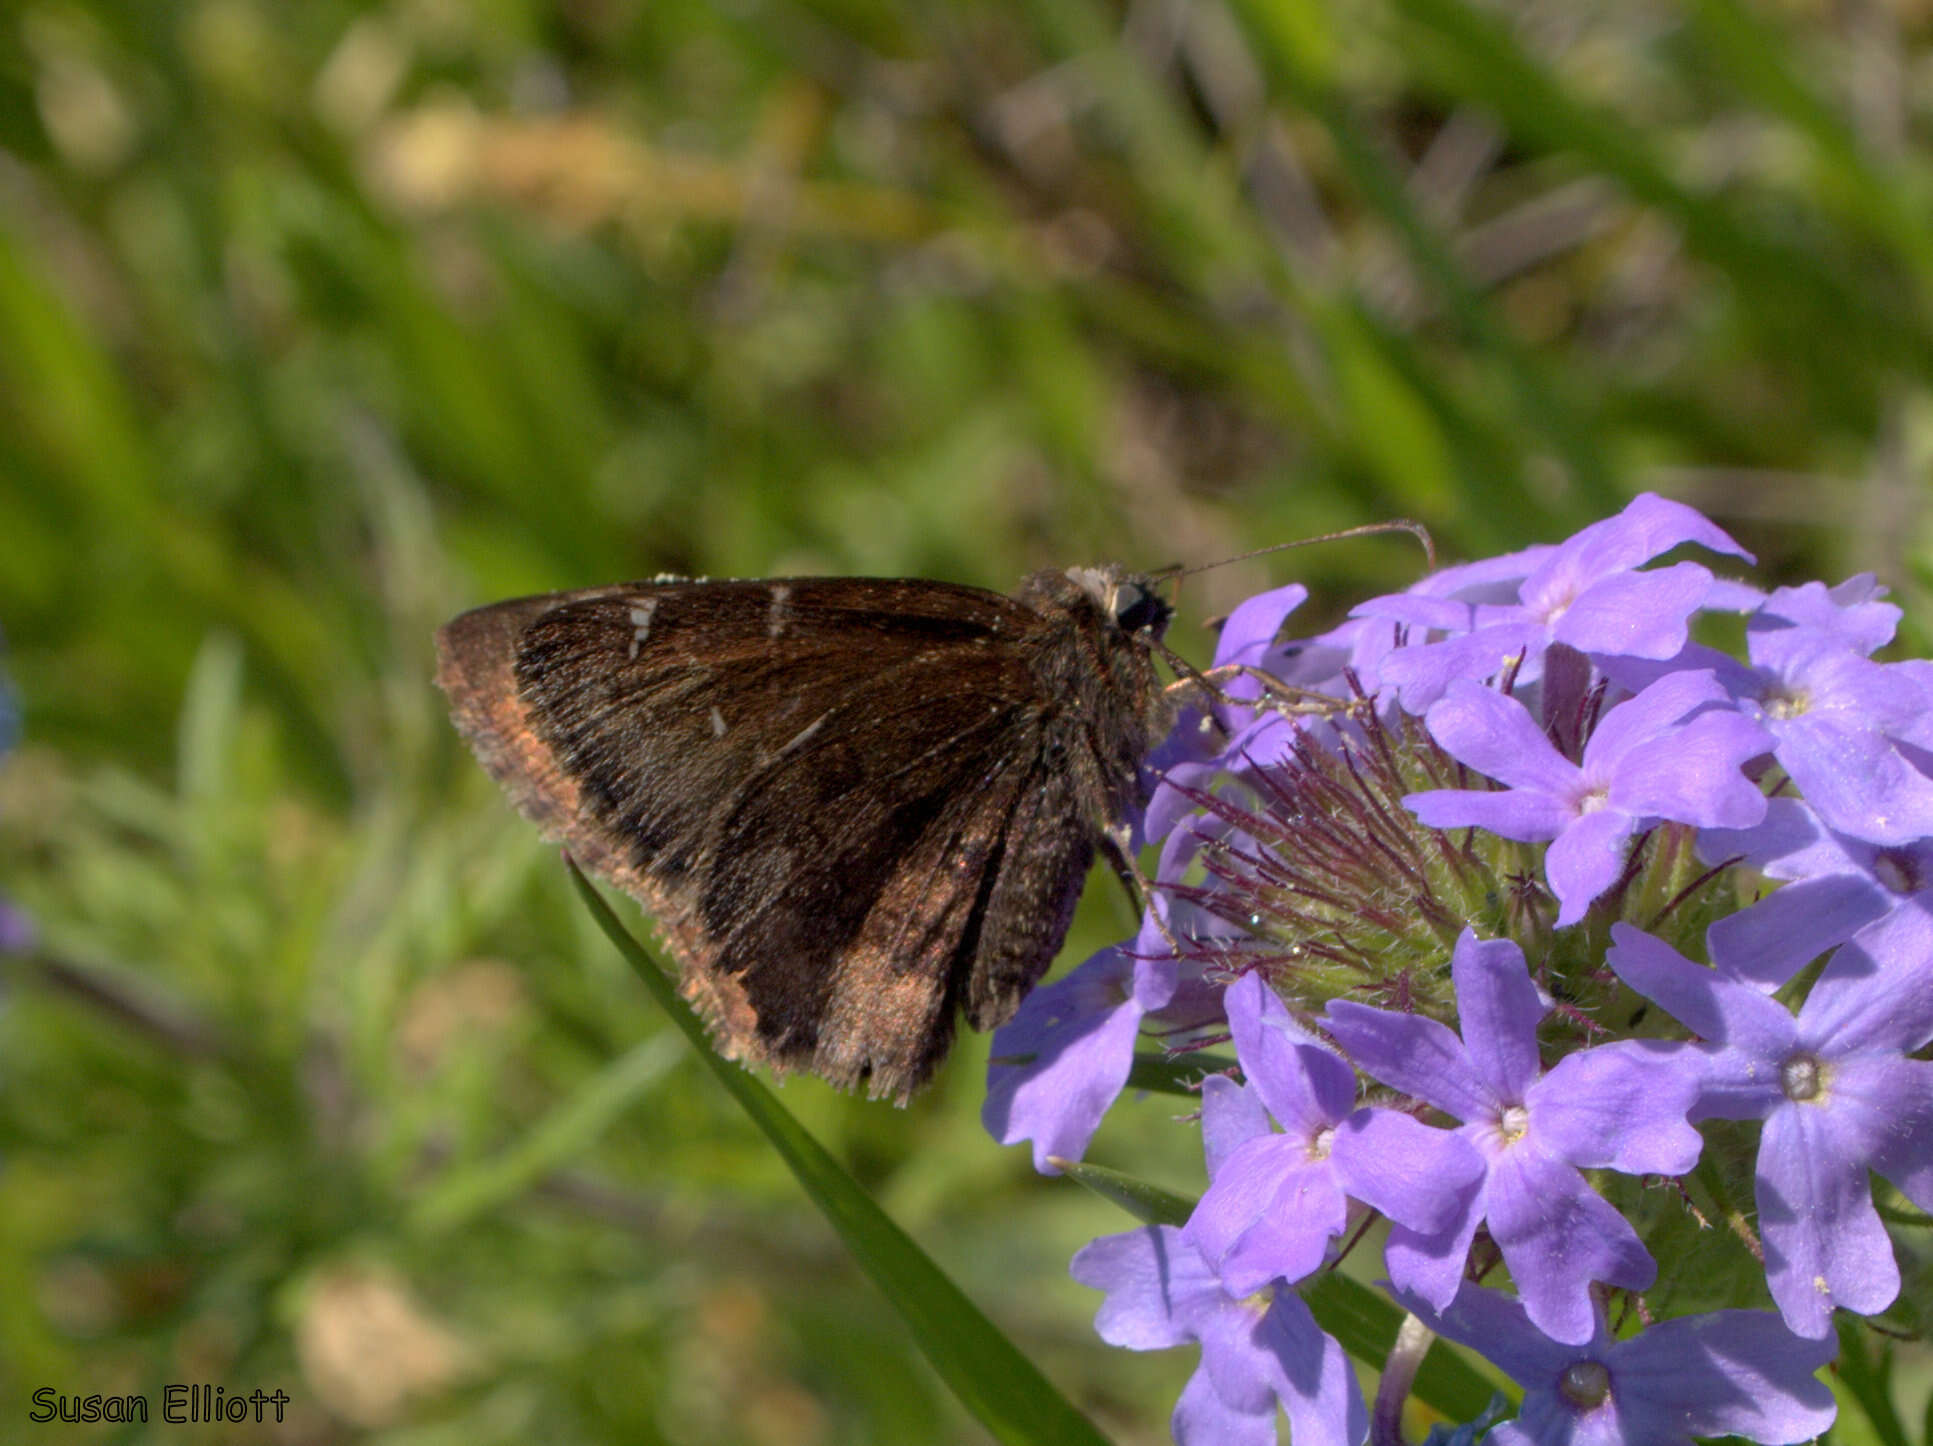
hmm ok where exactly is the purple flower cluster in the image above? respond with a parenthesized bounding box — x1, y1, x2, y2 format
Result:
(986, 495, 1933, 1444)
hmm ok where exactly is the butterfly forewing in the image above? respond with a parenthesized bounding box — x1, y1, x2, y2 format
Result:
(436, 568, 1172, 1102)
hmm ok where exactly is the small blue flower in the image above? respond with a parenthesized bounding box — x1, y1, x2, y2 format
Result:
(1405, 671, 1770, 925)
(1735, 581, 1933, 846)
(1325, 932, 1704, 1343)
(1608, 910, 1933, 1337)
(1072, 1225, 1368, 1446)
(983, 879, 1228, 1173)
(1407, 1284, 1836, 1446)
(1183, 972, 1483, 1303)
(1361, 492, 1752, 712)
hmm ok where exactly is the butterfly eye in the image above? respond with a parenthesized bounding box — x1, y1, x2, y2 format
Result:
(1112, 582, 1168, 635)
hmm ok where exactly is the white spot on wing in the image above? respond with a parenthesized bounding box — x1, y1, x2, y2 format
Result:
(767, 584, 793, 640)
(627, 599, 658, 659)
(709, 705, 727, 738)
(777, 713, 827, 759)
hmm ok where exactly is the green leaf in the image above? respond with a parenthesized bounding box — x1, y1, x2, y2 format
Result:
(1052, 1157, 1198, 1227)
(567, 860, 1113, 1446)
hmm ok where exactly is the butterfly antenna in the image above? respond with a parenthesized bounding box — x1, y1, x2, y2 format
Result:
(1152, 520, 1436, 584)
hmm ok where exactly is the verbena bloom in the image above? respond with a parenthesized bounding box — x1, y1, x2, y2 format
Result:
(1325, 932, 1704, 1343)
(1608, 909, 1933, 1337)
(1406, 672, 1770, 924)
(1409, 1284, 1837, 1446)
(978, 497, 1925, 1445)
(1073, 1225, 1366, 1446)
(1729, 579, 1933, 846)
(1184, 972, 1483, 1302)
(1360, 492, 1752, 712)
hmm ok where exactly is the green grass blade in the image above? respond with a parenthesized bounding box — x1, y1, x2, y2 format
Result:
(566, 860, 1113, 1446)
(1832, 1317, 1910, 1446)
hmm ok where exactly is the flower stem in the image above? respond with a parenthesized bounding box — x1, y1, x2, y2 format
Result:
(1372, 1312, 1437, 1446)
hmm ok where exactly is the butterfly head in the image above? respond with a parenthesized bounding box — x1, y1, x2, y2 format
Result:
(1062, 565, 1174, 643)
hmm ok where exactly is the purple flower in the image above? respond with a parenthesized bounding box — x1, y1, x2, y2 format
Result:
(1406, 671, 1771, 925)
(1409, 1284, 1836, 1446)
(1362, 493, 1751, 712)
(1183, 972, 1483, 1302)
(984, 880, 1228, 1173)
(1607, 911, 1933, 1337)
(983, 915, 1177, 1174)
(1072, 1225, 1367, 1446)
(1731, 580, 1933, 846)
(1697, 797, 1925, 990)
(1325, 932, 1704, 1343)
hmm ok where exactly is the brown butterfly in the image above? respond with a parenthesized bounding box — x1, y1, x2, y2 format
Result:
(435, 567, 1176, 1103)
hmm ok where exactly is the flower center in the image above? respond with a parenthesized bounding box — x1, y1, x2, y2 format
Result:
(1237, 1285, 1277, 1319)
(1308, 1126, 1336, 1162)
(1780, 1051, 1828, 1103)
(1576, 785, 1610, 815)
(1763, 684, 1811, 721)
(1498, 1104, 1531, 1144)
(1558, 1359, 1612, 1410)
(1873, 849, 1923, 895)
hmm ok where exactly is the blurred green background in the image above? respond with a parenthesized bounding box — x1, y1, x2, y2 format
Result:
(3, 0, 1932, 1441)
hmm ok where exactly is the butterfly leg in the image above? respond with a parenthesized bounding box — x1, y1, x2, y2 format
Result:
(1097, 822, 1193, 959)
(1163, 661, 1348, 717)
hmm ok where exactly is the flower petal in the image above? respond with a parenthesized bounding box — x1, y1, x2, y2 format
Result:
(1579, 669, 1728, 768)
(983, 947, 1144, 1172)
(1332, 1107, 1485, 1235)
(1187, 1134, 1347, 1295)
(1487, 1144, 1657, 1345)
(1226, 972, 1357, 1134)
(1607, 924, 1798, 1066)
(1607, 710, 1772, 828)
(1172, 1364, 1277, 1446)
(1072, 1225, 1221, 1350)
(1449, 932, 1545, 1103)
(1531, 1039, 1703, 1175)
(1552, 561, 1713, 660)
(1800, 904, 1933, 1055)
(1755, 1102, 1899, 1336)
(1545, 806, 1638, 925)
(1324, 1001, 1492, 1122)
(1405, 785, 1575, 842)
(1705, 876, 1890, 992)
(1611, 1310, 1838, 1444)
(1424, 682, 1580, 795)
(1201, 1075, 1271, 1182)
